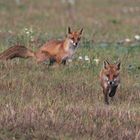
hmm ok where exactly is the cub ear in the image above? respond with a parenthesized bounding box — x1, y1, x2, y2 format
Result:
(116, 62, 121, 70)
(79, 28, 83, 35)
(68, 26, 71, 34)
(103, 60, 110, 69)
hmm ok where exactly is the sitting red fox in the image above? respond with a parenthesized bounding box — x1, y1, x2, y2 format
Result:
(100, 60, 121, 105)
(0, 27, 83, 65)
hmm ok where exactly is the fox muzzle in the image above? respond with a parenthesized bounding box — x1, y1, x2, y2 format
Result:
(108, 80, 115, 86)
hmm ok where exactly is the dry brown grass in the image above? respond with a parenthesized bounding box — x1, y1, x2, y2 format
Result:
(0, 0, 140, 139)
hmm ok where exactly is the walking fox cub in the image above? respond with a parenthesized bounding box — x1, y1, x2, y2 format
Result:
(0, 27, 83, 65)
(100, 60, 121, 105)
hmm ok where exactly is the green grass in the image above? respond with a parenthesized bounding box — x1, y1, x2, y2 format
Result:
(0, 0, 140, 139)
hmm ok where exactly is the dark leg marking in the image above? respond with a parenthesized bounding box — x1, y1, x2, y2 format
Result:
(61, 59, 67, 65)
(49, 58, 56, 66)
(103, 89, 109, 105)
(109, 86, 118, 97)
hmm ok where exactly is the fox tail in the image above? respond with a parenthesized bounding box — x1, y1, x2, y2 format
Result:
(0, 45, 35, 60)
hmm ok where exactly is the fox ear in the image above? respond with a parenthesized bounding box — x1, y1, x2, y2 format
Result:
(68, 26, 71, 34)
(103, 60, 110, 69)
(79, 28, 83, 35)
(116, 62, 121, 70)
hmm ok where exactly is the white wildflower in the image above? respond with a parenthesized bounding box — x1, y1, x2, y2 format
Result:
(94, 58, 100, 65)
(134, 35, 140, 40)
(30, 36, 34, 42)
(68, 59, 72, 62)
(78, 56, 83, 60)
(26, 31, 30, 34)
(84, 56, 90, 62)
(6, 104, 9, 108)
(125, 38, 131, 43)
(24, 28, 28, 31)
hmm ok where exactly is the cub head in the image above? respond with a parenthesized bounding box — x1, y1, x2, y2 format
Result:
(67, 26, 83, 47)
(103, 60, 121, 86)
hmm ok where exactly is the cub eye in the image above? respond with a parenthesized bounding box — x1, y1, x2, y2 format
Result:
(71, 37, 74, 40)
(106, 74, 110, 77)
(77, 38, 80, 41)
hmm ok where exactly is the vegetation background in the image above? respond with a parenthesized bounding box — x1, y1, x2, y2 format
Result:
(0, 0, 140, 139)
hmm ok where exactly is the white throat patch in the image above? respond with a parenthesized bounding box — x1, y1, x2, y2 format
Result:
(70, 39, 76, 47)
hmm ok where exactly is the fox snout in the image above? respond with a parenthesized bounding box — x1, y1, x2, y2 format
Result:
(74, 42, 78, 46)
(71, 40, 78, 47)
(108, 80, 115, 86)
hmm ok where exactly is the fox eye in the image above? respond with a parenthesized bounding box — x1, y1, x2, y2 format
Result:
(113, 75, 118, 78)
(106, 74, 110, 77)
(77, 37, 80, 41)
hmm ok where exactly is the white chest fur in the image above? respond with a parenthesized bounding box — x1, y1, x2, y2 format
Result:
(64, 40, 77, 57)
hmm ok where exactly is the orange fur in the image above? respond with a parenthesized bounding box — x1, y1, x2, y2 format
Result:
(0, 27, 83, 66)
(35, 27, 83, 65)
(99, 60, 121, 104)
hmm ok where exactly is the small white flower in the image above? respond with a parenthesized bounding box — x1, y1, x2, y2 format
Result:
(24, 28, 28, 31)
(125, 38, 131, 43)
(84, 55, 88, 59)
(68, 59, 72, 62)
(6, 104, 9, 108)
(30, 36, 34, 42)
(78, 56, 83, 60)
(26, 31, 30, 34)
(94, 58, 100, 65)
(84, 56, 90, 62)
(134, 35, 140, 40)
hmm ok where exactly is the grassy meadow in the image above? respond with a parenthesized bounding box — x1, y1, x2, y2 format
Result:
(0, 0, 140, 139)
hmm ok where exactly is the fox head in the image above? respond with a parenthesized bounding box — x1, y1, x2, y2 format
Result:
(102, 60, 121, 87)
(67, 27, 83, 47)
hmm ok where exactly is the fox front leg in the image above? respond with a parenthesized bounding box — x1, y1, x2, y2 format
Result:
(109, 86, 118, 97)
(103, 88, 109, 105)
(55, 56, 63, 65)
(61, 59, 67, 65)
(49, 57, 56, 66)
